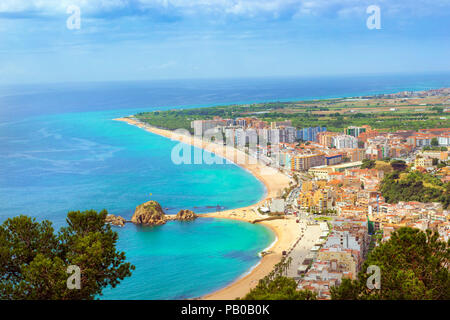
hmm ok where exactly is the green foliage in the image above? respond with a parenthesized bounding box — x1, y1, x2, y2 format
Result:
(431, 106, 444, 114)
(242, 257, 317, 300)
(437, 161, 448, 169)
(331, 227, 450, 300)
(330, 278, 362, 300)
(0, 210, 135, 300)
(431, 137, 439, 146)
(135, 112, 194, 132)
(367, 220, 375, 234)
(389, 159, 407, 172)
(133, 98, 450, 133)
(243, 276, 317, 300)
(380, 170, 450, 208)
(361, 159, 376, 169)
(424, 146, 448, 151)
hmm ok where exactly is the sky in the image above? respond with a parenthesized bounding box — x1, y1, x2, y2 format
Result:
(0, 0, 449, 84)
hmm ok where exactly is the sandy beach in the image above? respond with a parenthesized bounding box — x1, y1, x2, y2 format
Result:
(114, 116, 300, 300)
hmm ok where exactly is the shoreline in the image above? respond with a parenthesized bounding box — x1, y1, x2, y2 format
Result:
(114, 116, 299, 300)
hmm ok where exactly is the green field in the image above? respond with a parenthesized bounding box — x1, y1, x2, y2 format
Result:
(134, 95, 450, 133)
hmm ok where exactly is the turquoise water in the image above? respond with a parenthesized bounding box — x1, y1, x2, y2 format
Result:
(102, 218, 273, 300)
(0, 109, 265, 223)
(1, 74, 449, 299)
(0, 108, 271, 300)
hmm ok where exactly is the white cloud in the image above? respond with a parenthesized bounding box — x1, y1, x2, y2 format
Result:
(0, 0, 449, 19)
(0, 0, 128, 14)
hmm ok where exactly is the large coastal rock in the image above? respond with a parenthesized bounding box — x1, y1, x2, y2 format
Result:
(176, 209, 198, 221)
(105, 214, 127, 227)
(131, 200, 167, 226)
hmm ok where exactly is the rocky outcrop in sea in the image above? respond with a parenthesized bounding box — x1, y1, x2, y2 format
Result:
(131, 200, 167, 226)
(175, 209, 198, 221)
(104, 201, 200, 227)
(105, 214, 127, 227)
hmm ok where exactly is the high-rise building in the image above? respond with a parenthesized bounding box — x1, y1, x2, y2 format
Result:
(346, 126, 366, 138)
(191, 120, 224, 136)
(298, 126, 327, 142)
(346, 148, 367, 162)
(235, 128, 246, 147)
(278, 152, 293, 170)
(318, 131, 340, 147)
(291, 153, 325, 171)
(332, 135, 358, 149)
(235, 128, 258, 147)
(325, 154, 343, 165)
(285, 127, 297, 143)
(224, 128, 237, 146)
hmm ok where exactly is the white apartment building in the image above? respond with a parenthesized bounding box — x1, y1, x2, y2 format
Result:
(191, 120, 223, 136)
(332, 135, 358, 149)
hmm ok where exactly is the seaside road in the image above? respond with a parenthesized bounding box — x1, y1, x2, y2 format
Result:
(285, 222, 322, 279)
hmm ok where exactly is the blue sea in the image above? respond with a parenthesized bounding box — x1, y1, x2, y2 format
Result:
(0, 73, 449, 299)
